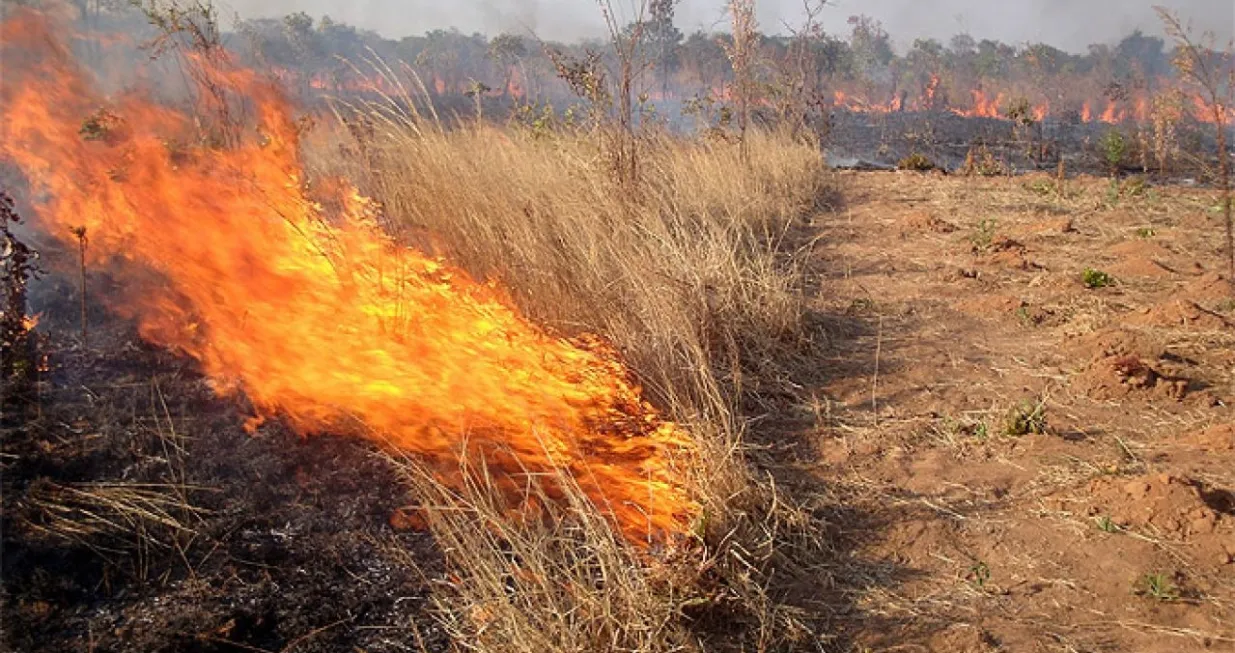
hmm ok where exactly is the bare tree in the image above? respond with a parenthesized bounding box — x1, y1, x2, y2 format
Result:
(597, 0, 650, 188)
(776, 0, 830, 141)
(1156, 6, 1235, 289)
(724, 0, 757, 163)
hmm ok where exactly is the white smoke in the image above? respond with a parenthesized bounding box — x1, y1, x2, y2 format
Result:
(217, 0, 1234, 52)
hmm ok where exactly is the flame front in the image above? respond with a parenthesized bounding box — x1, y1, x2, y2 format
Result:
(0, 11, 697, 542)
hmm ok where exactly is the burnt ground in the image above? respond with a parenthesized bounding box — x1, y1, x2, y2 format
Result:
(4, 170, 1235, 653)
(822, 108, 1230, 178)
(2, 280, 446, 652)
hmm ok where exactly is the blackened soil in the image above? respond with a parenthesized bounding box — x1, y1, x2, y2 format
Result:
(2, 321, 446, 653)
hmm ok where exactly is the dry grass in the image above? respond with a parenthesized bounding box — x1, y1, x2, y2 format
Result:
(310, 113, 830, 427)
(302, 88, 837, 651)
(18, 479, 205, 575)
(390, 452, 695, 653)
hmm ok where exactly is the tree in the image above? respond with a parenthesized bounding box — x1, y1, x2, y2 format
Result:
(679, 30, 727, 95)
(488, 33, 527, 99)
(1157, 7, 1234, 291)
(645, 0, 682, 100)
(847, 14, 893, 77)
(949, 33, 976, 57)
(1116, 29, 1170, 79)
(724, 0, 757, 163)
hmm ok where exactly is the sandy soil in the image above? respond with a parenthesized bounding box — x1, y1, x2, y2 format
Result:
(796, 171, 1234, 652)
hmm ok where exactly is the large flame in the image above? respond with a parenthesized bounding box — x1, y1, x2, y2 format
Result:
(0, 11, 697, 542)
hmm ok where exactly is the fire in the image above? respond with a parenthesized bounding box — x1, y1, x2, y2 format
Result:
(1134, 96, 1149, 122)
(0, 11, 697, 542)
(1191, 94, 1235, 125)
(949, 89, 1003, 119)
(1099, 101, 1122, 124)
(1033, 101, 1048, 122)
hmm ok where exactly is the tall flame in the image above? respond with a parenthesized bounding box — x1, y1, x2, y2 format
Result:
(0, 11, 697, 542)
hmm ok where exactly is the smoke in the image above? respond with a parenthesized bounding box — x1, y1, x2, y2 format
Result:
(811, 0, 1234, 52)
(217, 0, 1234, 51)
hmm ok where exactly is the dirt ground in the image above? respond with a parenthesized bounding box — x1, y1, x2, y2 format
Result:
(796, 171, 1234, 652)
(4, 171, 1234, 653)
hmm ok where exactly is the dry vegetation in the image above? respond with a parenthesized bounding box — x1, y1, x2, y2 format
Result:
(4, 3, 1235, 653)
(306, 90, 840, 650)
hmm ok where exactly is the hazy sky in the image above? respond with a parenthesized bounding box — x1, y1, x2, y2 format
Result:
(221, 0, 1234, 53)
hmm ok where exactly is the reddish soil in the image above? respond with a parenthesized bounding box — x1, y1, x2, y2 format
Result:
(800, 172, 1235, 652)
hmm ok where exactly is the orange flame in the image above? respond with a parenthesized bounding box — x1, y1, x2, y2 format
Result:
(1191, 94, 1234, 125)
(1106, 100, 1126, 123)
(1134, 96, 1149, 122)
(949, 89, 1004, 119)
(1033, 101, 1048, 122)
(0, 11, 697, 543)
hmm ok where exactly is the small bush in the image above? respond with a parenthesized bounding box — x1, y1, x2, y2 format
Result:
(1099, 129, 1128, 175)
(1137, 573, 1180, 602)
(1003, 399, 1047, 436)
(1024, 178, 1055, 196)
(970, 218, 999, 251)
(961, 144, 1007, 177)
(1082, 268, 1115, 288)
(897, 152, 936, 171)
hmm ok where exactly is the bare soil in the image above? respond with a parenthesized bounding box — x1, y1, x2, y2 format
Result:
(800, 172, 1235, 652)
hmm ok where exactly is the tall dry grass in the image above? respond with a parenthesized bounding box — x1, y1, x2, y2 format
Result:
(306, 102, 834, 651)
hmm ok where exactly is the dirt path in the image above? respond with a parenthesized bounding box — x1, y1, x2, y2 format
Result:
(803, 171, 1235, 652)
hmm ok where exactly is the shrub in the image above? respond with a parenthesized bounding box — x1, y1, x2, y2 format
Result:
(1082, 268, 1115, 289)
(897, 152, 936, 171)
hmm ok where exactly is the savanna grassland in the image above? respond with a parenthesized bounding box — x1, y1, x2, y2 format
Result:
(3, 3, 1234, 653)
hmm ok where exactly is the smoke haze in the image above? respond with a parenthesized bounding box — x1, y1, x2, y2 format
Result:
(220, 0, 1233, 51)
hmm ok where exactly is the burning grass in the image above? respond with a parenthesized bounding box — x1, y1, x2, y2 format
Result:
(1, 6, 836, 652)
(311, 77, 836, 652)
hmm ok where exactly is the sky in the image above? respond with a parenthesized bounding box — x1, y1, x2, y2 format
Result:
(221, 0, 1234, 53)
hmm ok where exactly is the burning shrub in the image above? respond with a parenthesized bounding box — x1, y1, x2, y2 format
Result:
(1, 191, 40, 421)
(79, 107, 129, 145)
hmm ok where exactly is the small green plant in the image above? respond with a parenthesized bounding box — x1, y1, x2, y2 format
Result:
(1099, 129, 1128, 176)
(1137, 573, 1180, 602)
(1135, 227, 1157, 239)
(973, 421, 990, 441)
(1096, 515, 1120, 533)
(970, 218, 998, 251)
(1024, 178, 1055, 196)
(1003, 399, 1047, 436)
(1082, 268, 1115, 289)
(1015, 304, 1045, 328)
(897, 152, 936, 171)
(967, 561, 992, 589)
